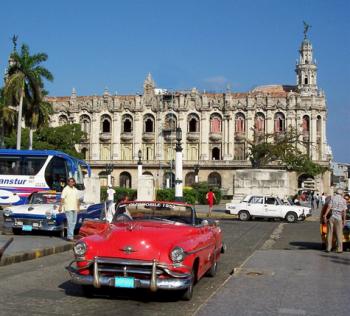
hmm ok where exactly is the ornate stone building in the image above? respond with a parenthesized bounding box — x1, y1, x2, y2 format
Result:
(48, 35, 331, 195)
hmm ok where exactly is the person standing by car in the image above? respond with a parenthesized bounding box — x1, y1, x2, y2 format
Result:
(206, 188, 216, 217)
(323, 189, 347, 253)
(58, 177, 80, 241)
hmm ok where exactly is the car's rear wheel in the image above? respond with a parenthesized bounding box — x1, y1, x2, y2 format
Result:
(285, 212, 298, 223)
(238, 210, 250, 221)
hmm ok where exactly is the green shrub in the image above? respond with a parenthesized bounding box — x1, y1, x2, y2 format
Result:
(183, 187, 197, 204)
(100, 187, 137, 203)
(156, 189, 175, 201)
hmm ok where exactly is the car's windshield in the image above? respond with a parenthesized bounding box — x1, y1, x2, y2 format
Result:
(29, 192, 59, 204)
(114, 202, 194, 225)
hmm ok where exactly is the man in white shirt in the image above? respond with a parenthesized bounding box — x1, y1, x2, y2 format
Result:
(58, 177, 80, 241)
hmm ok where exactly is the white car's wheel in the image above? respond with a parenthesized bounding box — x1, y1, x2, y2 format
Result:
(238, 210, 250, 221)
(285, 211, 298, 223)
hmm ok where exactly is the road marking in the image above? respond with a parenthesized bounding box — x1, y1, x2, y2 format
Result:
(261, 223, 285, 250)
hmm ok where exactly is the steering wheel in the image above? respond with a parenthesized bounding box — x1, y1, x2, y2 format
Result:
(114, 213, 133, 222)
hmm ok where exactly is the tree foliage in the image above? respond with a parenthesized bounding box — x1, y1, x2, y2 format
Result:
(246, 128, 327, 176)
(4, 124, 85, 159)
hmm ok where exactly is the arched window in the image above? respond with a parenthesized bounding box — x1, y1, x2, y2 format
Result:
(212, 147, 221, 160)
(208, 172, 221, 188)
(188, 113, 200, 132)
(81, 148, 88, 160)
(80, 115, 91, 135)
(144, 114, 155, 133)
(235, 113, 245, 134)
(302, 115, 310, 133)
(255, 113, 265, 133)
(274, 112, 285, 133)
(101, 115, 111, 133)
(185, 172, 196, 186)
(120, 171, 132, 188)
(164, 113, 177, 131)
(58, 115, 68, 126)
(122, 114, 133, 133)
(210, 114, 222, 133)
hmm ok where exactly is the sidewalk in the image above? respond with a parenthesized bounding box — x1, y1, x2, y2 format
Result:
(197, 249, 350, 316)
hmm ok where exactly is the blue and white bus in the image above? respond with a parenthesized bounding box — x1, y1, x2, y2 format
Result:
(0, 149, 91, 206)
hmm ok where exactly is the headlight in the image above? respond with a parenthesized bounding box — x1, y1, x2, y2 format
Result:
(3, 209, 13, 217)
(45, 211, 54, 219)
(74, 242, 87, 256)
(170, 247, 185, 263)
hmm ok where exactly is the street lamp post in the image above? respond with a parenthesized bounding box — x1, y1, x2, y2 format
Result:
(138, 149, 143, 179)
(175, 127, 183, 201)
(194, 164, 200, 184)
(105, 163, 114, 187)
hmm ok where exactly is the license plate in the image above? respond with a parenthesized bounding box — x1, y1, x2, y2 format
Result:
(114, 277, 135, 288)
(22, 225, 33, 231)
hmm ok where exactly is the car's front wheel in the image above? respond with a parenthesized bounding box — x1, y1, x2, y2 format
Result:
(206, 260, 218, 277)
(180, 270, 194, 301)
(285, 212, 298, 223)
(238, 210, 251, 221)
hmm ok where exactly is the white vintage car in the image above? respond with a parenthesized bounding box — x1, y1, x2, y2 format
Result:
(2, 191, 103, 236)
(225, 195, 312, 223)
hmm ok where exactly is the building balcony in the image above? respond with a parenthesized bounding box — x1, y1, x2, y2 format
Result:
(209, 132, 222, 142)
(99, 132, 111, 142)
(121, 132, 133, 143)
(142, 132, 155, 143)
(163, 132, 176, 143)
(187, 132, 200, 142)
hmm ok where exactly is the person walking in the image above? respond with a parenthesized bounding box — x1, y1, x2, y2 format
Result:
(58, 177, 80, 241)
(323, 188, 347, 253)
(315, 193, 320, 209)
(321, 192, 326, 206)
(206, 188, 216, 217)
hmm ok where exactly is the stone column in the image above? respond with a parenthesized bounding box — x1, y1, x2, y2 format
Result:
(200, 112, 209, 160)
(223, 115, 231, 160)
(178, 112, 187, 160)
(112, 112, 120, 160)
(134, 113, 143, 160)
(156, 115, 163, 160)
(310, 114, 317, 160)
(91, 112, 100, 160)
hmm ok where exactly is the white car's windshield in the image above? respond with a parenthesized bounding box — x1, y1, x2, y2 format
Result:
(29, 193, 59, 204)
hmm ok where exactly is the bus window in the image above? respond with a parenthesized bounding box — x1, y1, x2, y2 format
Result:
(75, 163, 85, 190)
(0, 156, 46, 175)
(0, 156, 21, 175)
(45, 157, 69, 191)
(23, 156, 47, 175)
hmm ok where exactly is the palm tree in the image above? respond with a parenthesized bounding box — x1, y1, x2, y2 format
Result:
(0, 88, 16, 148)
(4, 43, 53, 150)
(24, 89, 53, 149)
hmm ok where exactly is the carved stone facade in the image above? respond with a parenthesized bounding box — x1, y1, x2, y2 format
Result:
(47, 36, 331, 195)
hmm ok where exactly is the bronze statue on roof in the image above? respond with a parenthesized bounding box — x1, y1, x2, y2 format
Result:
(303, 21, 311, 39)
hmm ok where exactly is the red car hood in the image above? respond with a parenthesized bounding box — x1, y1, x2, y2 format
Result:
(83, 221, 195, 262)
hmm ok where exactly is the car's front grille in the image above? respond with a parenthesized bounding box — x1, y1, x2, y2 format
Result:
(93, 257, 164, 279)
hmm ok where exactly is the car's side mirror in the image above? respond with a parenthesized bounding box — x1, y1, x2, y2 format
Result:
(202, 220, 209, 226)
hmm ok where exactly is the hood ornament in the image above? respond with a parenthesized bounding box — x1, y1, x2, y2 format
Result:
(121, 246, 136, 254)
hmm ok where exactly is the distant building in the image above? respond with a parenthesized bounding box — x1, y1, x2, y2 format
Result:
(47, 33, 331, 195)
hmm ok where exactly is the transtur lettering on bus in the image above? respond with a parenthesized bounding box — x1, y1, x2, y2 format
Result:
(0, 178, 27, 185)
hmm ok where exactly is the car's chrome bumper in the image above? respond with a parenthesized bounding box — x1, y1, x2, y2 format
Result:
(66, 258, 192, 291)
(3, 220, 63, 231)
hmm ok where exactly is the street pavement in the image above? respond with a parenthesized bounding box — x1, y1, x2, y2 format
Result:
(196, 215, 350, 316)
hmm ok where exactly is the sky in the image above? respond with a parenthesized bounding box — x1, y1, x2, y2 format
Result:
(0, 0, 349, 162)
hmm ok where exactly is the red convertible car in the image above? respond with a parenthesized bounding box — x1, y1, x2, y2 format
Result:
(67, 201, 225, 300)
